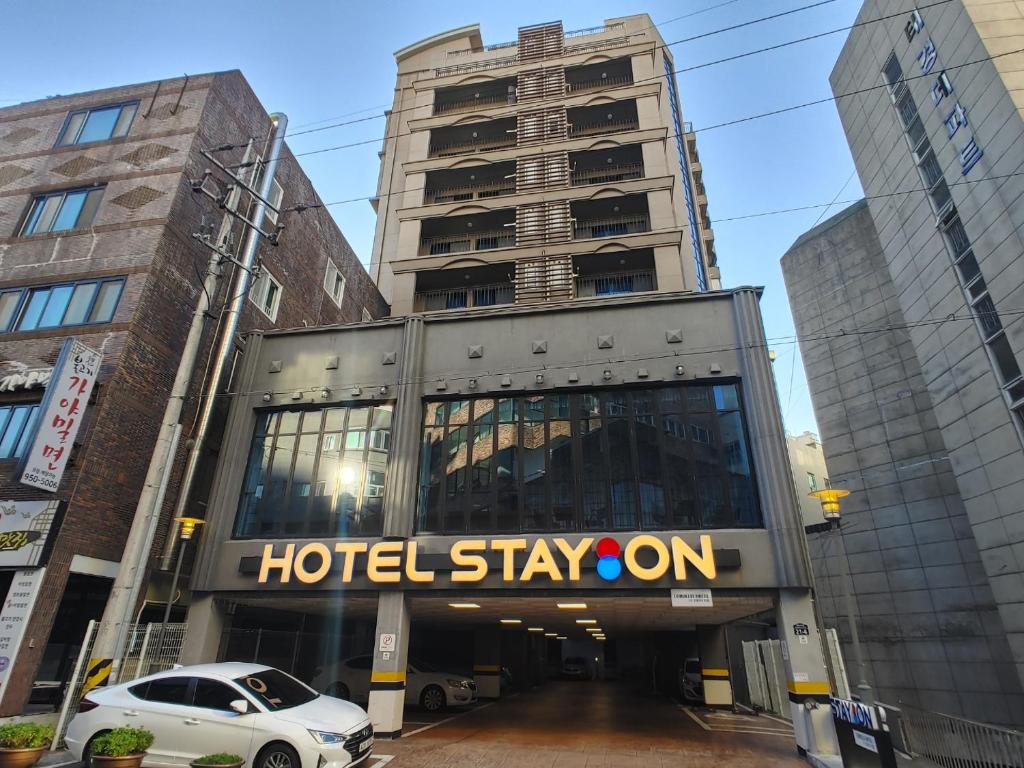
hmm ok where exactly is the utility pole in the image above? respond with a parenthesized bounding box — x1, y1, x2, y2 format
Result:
(86, 112, 287, 691)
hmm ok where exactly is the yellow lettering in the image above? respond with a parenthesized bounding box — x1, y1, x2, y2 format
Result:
(520, 539, 562, 582)
(451, 540, 488, 582)
(258, 543, 295, 584)
(367, 541, 403, 583)
(333, 542, 368, 582)
(405, 541, 435, 583)
(624, 535, 670, 581)
(293, 543, 332, 584)
(671, 535, 717, 580)
(491, 538, 527, 581)
(553, 537, 593, 581)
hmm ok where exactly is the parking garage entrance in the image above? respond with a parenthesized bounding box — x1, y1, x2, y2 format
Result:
(213, 590, 781, 724)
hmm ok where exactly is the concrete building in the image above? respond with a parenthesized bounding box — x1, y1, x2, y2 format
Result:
(786, 431, 831, 530)
(182, 18, 840, 758)
(0, 72, 386, 715)
(783, 199, 1024, 724)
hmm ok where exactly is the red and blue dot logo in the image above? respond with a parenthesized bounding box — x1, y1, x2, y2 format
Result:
(595, 538, 622, 581)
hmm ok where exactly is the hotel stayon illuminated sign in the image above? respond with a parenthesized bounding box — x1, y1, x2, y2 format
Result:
(258, 534, 718, 586)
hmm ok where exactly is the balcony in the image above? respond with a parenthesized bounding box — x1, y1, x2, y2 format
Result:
(419, 210, 515, 256)
(567, 100, 639, 139)
(414, 264, 515, 311)
(433, 77, 518, 116)
(569, 145, 644, 187)
(565, 57, 633, 95)
(424, 162, 516, 204)
(428, 118, 516, 158)
(571, 194, 650, 240)
(574, 250, 656, 298)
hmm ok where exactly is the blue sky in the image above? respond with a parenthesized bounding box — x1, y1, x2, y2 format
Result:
(2, 0, 868, 437)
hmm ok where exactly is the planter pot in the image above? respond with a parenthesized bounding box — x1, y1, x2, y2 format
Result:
(0, 747, 46, 768)
(92, 754, 145, 768)
(190, 762, 244, 768)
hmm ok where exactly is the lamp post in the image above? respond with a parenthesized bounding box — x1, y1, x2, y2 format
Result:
(809, 488, 874, 704)
(153, 516, 205, 671)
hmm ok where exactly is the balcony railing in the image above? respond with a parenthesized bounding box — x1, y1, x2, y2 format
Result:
(576, 269, 655, 297)
(434, 93, 515, 116)
(573, 214, 650, 239)
(415, 282, 516, 311)
(446, 40, 518, 57)
(563, 34, 639, 57)
(428, 134, 517, 157)
(421, 229, 515, 255)
(425, 179, 516, 204)
(568, 119, 640, 139)
(435, 55, 519, 78)
(566, 74, 633, 94)
(570, 163, 643, 187)
(564, 22, 626, 38)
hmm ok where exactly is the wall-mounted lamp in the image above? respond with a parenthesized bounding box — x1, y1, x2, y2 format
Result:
(379, 385, 389, 395)
(262, 393, 272, 402)
(535, 373, 544, 384)
(602, 370, 612, 381)
(351, 387, 362, 397)
(468, 378, 478, 389)
(320, 387, 331, 399)
(675, 364, 685, 376)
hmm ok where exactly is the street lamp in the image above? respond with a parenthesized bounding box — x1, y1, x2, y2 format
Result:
(154, 516, 205, 671)
(809, 488, 872, 703)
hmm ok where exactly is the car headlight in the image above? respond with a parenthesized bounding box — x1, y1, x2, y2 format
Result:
(446, 678, 470, 689)
(308, 729, 346, 745)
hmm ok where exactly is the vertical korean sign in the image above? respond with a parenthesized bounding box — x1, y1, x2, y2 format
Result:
(0, 568, 45, 698)
(16, 338, 101, 492)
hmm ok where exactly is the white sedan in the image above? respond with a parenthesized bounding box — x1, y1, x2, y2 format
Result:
(66, 663, 373, 768)
(310, 656, 476, 712)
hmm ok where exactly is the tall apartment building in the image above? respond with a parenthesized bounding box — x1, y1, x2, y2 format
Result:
(0, 72, 386, 715)
(183, 18, 841, 757)
(780, 0, 1024, 725)
(369, 16, 720, 314)
(783, 200, 1024, 725)
(785, 431, 831, 530)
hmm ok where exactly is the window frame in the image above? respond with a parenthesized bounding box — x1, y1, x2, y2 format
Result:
(323, 260, 346, 307)
(250, 156, 285, 226)
(249, 268, 282, 321)
(55, 101, 139, 148)
(0, 276, 125, 334)
(0, 402, 42, 461)
(18, 186, 105, 237)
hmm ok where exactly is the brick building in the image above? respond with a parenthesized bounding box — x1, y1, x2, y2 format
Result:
(0, 70, 387, 715)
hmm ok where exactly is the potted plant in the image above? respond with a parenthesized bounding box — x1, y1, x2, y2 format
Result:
(0, 723, 55, 768)
(88, 727, 154, 768)
(190, 754, 245, 768)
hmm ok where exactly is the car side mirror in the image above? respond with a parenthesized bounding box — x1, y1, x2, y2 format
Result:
(230, 699, 250, 715)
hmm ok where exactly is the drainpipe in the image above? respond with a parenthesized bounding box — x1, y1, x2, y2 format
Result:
(160, 112, 288, 568)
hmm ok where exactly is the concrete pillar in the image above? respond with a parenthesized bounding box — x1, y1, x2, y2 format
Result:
(367, 592, 410, 738)
(180, 593, 226, 665)
(776, 589, 839, 758)
(697, 625, 733, 707)
(473, 627, 502, 698)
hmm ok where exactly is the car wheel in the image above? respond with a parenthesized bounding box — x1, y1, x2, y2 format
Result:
(420, 684, 446, 712)
(82, 731, 109, 768)
(257, 742, 300, 768)
(326, 681, 350, 700)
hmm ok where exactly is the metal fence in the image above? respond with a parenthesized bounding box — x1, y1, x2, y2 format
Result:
(900, 705, 1024, 768)
(741, 639, 790, 719)
(51, 620, 187, 750)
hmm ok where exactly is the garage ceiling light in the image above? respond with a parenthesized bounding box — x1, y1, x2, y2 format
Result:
(544, 632, 557, 637)
(557, 602, 588, 610)
(594, 636, 606, 641)
(528, 627, 544, 632)
(586, 628, 603, 633)
(556, 636, 567, 640)
(575, 619, 597, 625)
(500, 619, 522, 624)
(448, 602, 481, 609)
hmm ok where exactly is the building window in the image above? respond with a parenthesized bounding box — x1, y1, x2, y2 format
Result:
(251, 158, 285, 225)
(0, 277, 124, 333)
(324, 261, 346, 307)
(250, 269, 282, 321)
(56, 102, 138, 147)
(19, 187, 104, 236)
(807, 472, 817, 490)
(415, 383, 762, 535)
(234, 404, 393, 538)
(0, 403, 41, 459)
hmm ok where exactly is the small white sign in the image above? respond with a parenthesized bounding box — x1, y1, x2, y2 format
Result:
(670, 589, 713, 608)
(18, 339, 100, 492)
(0, 568, 45, 698)
(853, 730, 878, 753)
(794, 672, 809, 682)
(378, 633, 396, 652)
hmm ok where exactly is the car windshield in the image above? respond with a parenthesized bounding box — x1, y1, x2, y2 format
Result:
(234, 668, 317, 711)
(410, 659, 441, 674)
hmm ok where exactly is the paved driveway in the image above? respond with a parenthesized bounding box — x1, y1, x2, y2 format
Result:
(378, 680, 805, 768)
